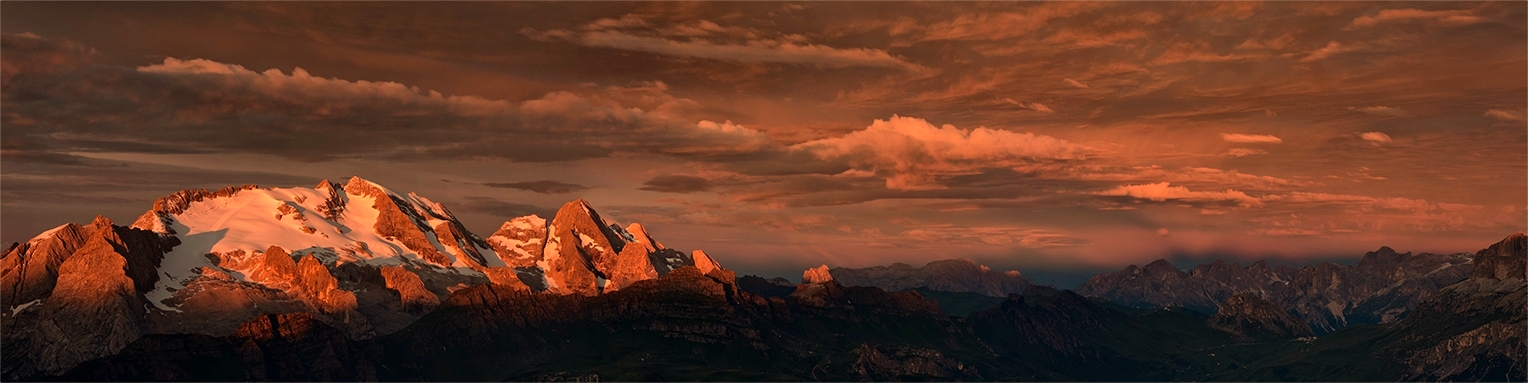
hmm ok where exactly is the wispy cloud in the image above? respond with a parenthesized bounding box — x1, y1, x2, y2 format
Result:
(1093, 182, 1264, 208)
(1300, 41, 1358, 62)
(640, 175, 713, 193)
(1349, 106, 1408, 117)
(1223, 148, 1268, 157)
(1359, 132, 1393, 144)
(482, 180, 590, 194)
(1485, 109, 1527, 122)
(1003, 98, 1055, 113)
(524, 18, 920, 70)
(1349, 9, 1485, 28)
(1220, 133, 1283, 144)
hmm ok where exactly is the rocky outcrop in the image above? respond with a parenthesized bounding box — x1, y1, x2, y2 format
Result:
(1076, 248, 1474, 333)
(1, 217, 158, 380)
(540, 200, 620, 295)
(59, 313, 377, 381)
(294, 254, 358, 316)
(380, 266, 439, 313)
(489, 199, 718, 296)
(625, 222, 663, 250)
(1472, 232, 1526, 281)
(737, 274, 795, 298)
(245, 245, 298, 287)
(692, 250, 721, 275)
(606, 241, 660, 292)
(1207, 294, 1314, 339)
(486, 215, 547, 268)
(0, 215, 178, 381)
(3, 224, 87, 306)
(3, 216, 171, 306)
(802, 264, 833, 284)
(344, 178, 456, 268)
(851, 344, 980, 381)
(825, 258, 1032, 297)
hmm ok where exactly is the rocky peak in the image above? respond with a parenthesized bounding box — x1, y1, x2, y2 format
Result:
(487, 214, 548, 268)
(232, 312, 322, 342)
(1141, 259, 1183, 280)
(380, 266, 439, 313)
(1471, 232, 1526, 281)
(486, 198, 714, 296)
(803, 264, 833, 284)
(693, 250, 721, 275)
(1359, 246, 1411, 266)
(625, 222, 664, 250)
(1207, 293, 1313, 339)
(314, 178, 341, 190)
(247, 245, 299, 287)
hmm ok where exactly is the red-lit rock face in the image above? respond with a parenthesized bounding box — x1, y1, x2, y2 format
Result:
(381, 265, 439, 312)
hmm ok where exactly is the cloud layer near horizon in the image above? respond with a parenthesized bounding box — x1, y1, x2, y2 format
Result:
(2, 2, 1524, 279)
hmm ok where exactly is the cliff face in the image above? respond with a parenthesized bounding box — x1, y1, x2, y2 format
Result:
(1472, 232, 1526, 281)
(381, 266, 439, 313)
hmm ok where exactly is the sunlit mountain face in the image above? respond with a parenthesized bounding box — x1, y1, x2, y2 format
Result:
(1, 2, 1524, 381)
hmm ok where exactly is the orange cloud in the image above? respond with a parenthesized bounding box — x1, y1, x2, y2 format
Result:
(1485, 109, 1527, 122)
(1220, 133, 1283, 144)
(1359, 131, 1393, 144)
(525, 18, 921, 70)
(140, 58, 514, 116)
(1299, 41, 1358, 62)
(1223, 148, 1268, 157)
(1094, 182, 1264, 208)
(1348, 106, 1408, 117)
(1003, 98, 1055, 113)
(795, 115, 1089, 190)
(1349, 8, 1485, 28)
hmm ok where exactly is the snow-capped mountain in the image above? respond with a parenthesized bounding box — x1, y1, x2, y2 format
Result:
(129, 177, 511, 314)
(1, 176, 725, 379)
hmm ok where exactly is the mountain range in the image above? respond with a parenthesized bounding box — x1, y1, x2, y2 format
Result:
(1, 178, 1522, 381)
(1073, 246, 1473, 333)
(2, 177, 720, 380)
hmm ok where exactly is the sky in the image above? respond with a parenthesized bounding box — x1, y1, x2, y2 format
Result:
(3, 2, 1525, 288)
